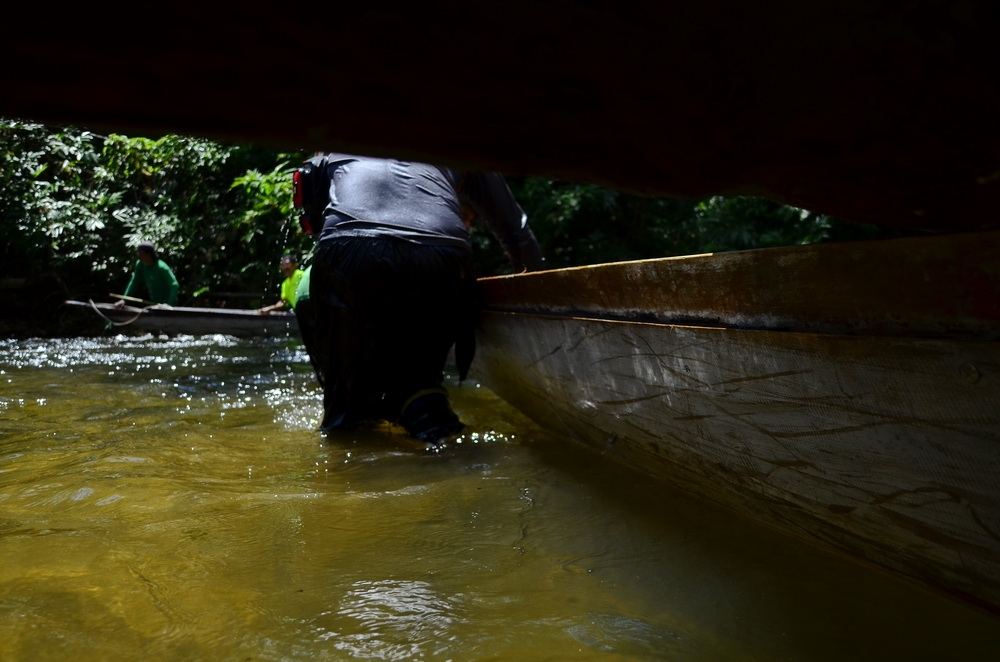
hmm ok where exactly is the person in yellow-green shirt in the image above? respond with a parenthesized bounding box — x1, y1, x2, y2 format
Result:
(259, 255, 304, 315)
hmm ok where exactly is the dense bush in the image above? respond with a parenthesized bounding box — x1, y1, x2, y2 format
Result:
(1, 119, 903, 332)
(0, 120, 311, 309)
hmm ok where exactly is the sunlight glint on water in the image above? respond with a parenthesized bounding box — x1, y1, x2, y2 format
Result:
(0, 336, 998, 660)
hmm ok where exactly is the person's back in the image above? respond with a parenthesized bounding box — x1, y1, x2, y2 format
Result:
(318, 155, 467, 248)
(316, 154, 543, 272)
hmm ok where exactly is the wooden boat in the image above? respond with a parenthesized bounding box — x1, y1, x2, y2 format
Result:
(475, 230, 1000, 612)
(63, 300, 298, 337)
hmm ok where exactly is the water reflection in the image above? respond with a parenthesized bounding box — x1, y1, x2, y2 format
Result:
(0, 336, 998, 660)
(331, 579, 461, 659)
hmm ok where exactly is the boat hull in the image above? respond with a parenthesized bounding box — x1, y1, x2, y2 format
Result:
(476, 231, 1000, 610)
(64, 301, 298, 338)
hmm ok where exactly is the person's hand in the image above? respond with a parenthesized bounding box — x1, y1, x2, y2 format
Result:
(258, 307, 271, 316)
(113, 299, 126, 309)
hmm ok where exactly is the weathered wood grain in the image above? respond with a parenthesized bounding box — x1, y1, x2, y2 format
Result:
(476, 312, 1000, 609)
(480, 230, 1000, 339)
(477, 231, 1000, 609)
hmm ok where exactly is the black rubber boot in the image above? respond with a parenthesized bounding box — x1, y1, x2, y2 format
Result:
(398, 391, 464, 444)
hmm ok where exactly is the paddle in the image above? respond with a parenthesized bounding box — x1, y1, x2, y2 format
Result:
(109, 293, 155, 307)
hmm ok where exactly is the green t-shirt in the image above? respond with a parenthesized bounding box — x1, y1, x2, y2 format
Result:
(124, 259, 179, 305)
(295, 265, 311, 306)
(280, 269, 305, 309)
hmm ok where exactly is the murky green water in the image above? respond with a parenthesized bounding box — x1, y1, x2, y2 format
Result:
(0, 336, 998, 661)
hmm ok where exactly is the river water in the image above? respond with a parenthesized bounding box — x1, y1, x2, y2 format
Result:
(0, 335, 997, 660)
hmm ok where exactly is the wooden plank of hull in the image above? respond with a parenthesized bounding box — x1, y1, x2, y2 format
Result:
(476, 312, 1000, 609)
(64, 301, 297, 337)
(481, 230, 1000, 339)
(125, 314, 297, 337)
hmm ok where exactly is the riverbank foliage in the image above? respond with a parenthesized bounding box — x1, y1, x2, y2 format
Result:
(1, 119, 901, 331)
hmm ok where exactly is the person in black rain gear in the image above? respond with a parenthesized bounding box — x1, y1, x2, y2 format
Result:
(299, 153, 544, 444)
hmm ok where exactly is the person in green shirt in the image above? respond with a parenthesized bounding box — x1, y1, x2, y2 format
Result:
(292, 265, 325, 385)
(259, 255, 305, 315)
(116, 242, 179, 306)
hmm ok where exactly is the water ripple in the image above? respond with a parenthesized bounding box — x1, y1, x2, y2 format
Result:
(331, 579, 462, 660)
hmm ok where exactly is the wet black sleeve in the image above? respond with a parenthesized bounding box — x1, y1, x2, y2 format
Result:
(459, 172, 545, 272)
